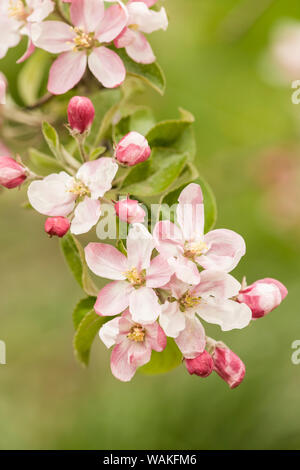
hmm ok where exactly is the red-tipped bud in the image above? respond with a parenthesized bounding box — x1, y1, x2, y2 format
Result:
(115, 198, 146, 224)
(67, 96, 95, 134)
(0, 156, 26, 189)
(115, 132, 151, 166)
(45, 217, 70, 238)
(237, 278, 288, 319)
(213, 347, 245, 389)
(185, 351, 214, 378)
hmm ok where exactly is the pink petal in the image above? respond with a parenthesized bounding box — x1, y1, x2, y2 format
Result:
(110, 340, 137, 382)
(153, 220, 184, 258)
(197, 299, 252, 331)
(96, 3, 128, 43)
(175, 315, 206, 359)
(159, 301, 186, 338)
(200, 229, 246, 273)
(88, 46, 126, 88)
(192, 271, 241, 300)
(85, 243, 128, 280)
(114, 27, 135, 48)
(176, 183, 204, 241)
(76, 158, 118, 199)
(27, 0, 54, 22)
(145, 322, 167, 352)
(94, 281, 132, 316)
(48, 51, 87, 95)
(70, 197, 101, 235)
(161, 274, 190, 299)
(168, 256, 200, 285)
(127, 223, 154, 272)
(99, 316, 121, 348)
(17, 38, 35, 64)
(70, 0, 104, 33)
(31, 21, 75, 53)
(125, 31, 155, 64)
(129, 287, 160, 324)
(146, 255, 173, 288)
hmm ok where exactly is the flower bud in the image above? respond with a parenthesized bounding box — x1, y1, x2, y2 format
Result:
(67, 96, 95, 134)
(45, 217, 70, 238)
(115, 132, 151, 166)
(0, 73, 7, 105)
(213, 347, 245, 389)
(115, 198, 146, 224)
(0, 156, 27, 189)
(237, 278, 288, 319)
(185, 351, 214, 378)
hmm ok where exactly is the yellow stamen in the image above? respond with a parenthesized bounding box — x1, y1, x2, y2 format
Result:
(125, 267, 145, 287)
(184, 240, 208, 259)
(8, 0, 28, 21)
(127, 325, 145, 342)
(72, 28, 96, 51)
(69, 180, 90, 198)
(179, 291, 201, 311)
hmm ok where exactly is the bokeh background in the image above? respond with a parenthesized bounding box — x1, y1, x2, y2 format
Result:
(0, 0, 300, 449)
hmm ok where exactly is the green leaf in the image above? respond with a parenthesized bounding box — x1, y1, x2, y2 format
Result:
(113, 48, 166, 95)
(89, 146, 106, 160)
(160, 175, 217, 233)
(73, 311, 107, 366)
(28, 148, 65, 175)
(42, 121, 62, 161)
(122, 148, 188, 197)
(139, 339, 182, 375)
(60, 233, 99, 296)
(18, 50, 51, 106)
(113, 106, 156, 142)
(73, 296, 97, 330)
(88, 88, 122, 146)
(116, 239, 127, 256)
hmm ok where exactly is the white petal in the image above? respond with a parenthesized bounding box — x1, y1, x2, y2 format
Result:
(160, 301, 185, 338)
(127, 223, 154, 271)
(76, 158, 118, 199)
(129, 287, 160, 324)
(197, 299, 252, 331)
(99, 316, 121, 348)
(128, 3, 168, 34)
(71, 197, 101, 235)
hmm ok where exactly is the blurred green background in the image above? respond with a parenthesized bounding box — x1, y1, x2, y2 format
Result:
(0, 0, 300, 449)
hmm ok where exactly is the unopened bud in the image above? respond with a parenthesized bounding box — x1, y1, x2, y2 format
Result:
(213, 347, 245, 389)
(115, 132, 151, 166)
(185, 351, 214, 378)
(67, 96, 95, 134)
(0, 156, 26, 189)
(115, 198, 146, 224)
(45, 217, 70, 238)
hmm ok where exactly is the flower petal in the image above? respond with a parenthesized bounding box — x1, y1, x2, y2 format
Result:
(145, 322, 167, 352)
(110, 340, 137, 382)
(85, 243, 128, 280)
(125, 31, 155, 64)
(99, 316, 121, 348)
(31, 21, 75, 53)
(192, 270, 241, 300)
(146, 255, 173, 288)
(197, 299, 252, 331)
(160, 301, 186, 338)
(94, 281, 132, 316)
(153, 220, 184, 258)
(88, 46, 125, 88)
(200, 229, 246, 273)
(96, 3, 128, 43)
(129, 287, 160, 324)
(27, 0, 55, 22)
(48, 51, 87, 95)
(176, 183, 204, 241)
(127, 2, 168, 34)
(71, 197, 101, 235)
(70, 0, 104, 33)
(175, 315, 206, 359)
(168, 256, 200, 285)
(127, 223, 154, 271)
(76, 158, 118, 199)
(17, 38, 35, 64)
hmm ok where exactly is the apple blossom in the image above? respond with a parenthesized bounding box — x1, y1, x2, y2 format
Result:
(185, 351, 214, 378)
(115, 131, 151, 166)
(0, 73, 7, 105)
(99, 309, 167, 382)
(114, 0, 168, 64)
(31, 0, 128, 94)
(237, 278, 288, 319)
(154, 183, 246, 284)
(67, 96, 95, 134)
(212, 346, 246, 389)
(115, 197, 146, 223)
(28, 158, 118, 234)
(45, 216, 71, 238)
(0, 156, 27, 189)
(270, 22, 300, 81)
(85, 223, 173, 323)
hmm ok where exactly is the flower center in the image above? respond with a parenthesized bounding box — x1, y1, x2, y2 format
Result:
(127, 325, 145, 342)
(8, 0, 29, 21)
(69, 180, 90, 198)
(184, 240, 208, 259)
(125, 267, 145, 287)
(179, 291, 201, 311)
(130, 24, 140, 32)
(72, 28, 97, 51)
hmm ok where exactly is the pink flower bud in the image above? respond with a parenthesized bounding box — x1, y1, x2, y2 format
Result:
(185, 351, 214, 378)
(115, 132, 151, 166)
(237, 278, 288, 319)
(213, 347, 245, 389)
(0, 156, 27, 189)
(45, 217, 70, 238)
(115, 198, 146, 224)
(67, 96, 95, 134)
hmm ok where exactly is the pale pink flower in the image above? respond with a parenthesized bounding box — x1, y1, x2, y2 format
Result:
(154, 183, 246, 285)
(67, 96, 95, 134)
(0, 156, 27, 189)
(0, 0, 54, 62)
(237, 278, 288, 319)
(115, 197, 146, 223)
(160, 271, 252, 358)
(0, 73, 7, 105)
(31, 0, 128, 94)
(99, 309, 167, 382)
(115, 131, 151, 166)
(28, 158, 118, 234)
(270, 22, 300, 81)
(114, 0, 168, 64)
(45, 216, 71, 238)
(129, 0, 158, 7)
(212, 346, 245, 389)
(185, 351, 214, 378)
(85, 223, 173, 323)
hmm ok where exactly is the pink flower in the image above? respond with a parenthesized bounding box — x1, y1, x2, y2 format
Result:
(0, 73, 7, 105)
(85, 223, 173, 323)
(212, 346, 245, 389)
(185, 351, 214, 378)
(99, 309, 167, 382)
(45, 216, 71, 237)
(160, 271, 251, 358)
(0, 0, 54, 62)
(115, 197, 146, 223)
(67, 96, 95, 134)
(0, 156, 27, 189)
(154, 183, 246, 284)
(115, 131, 151, 166)
(237, 278, 288, 319)
(270, 22, 300, 81)
(31, 0, 128, 94)
(28, 158, 118, 234)
(114, 0, 168, 64)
